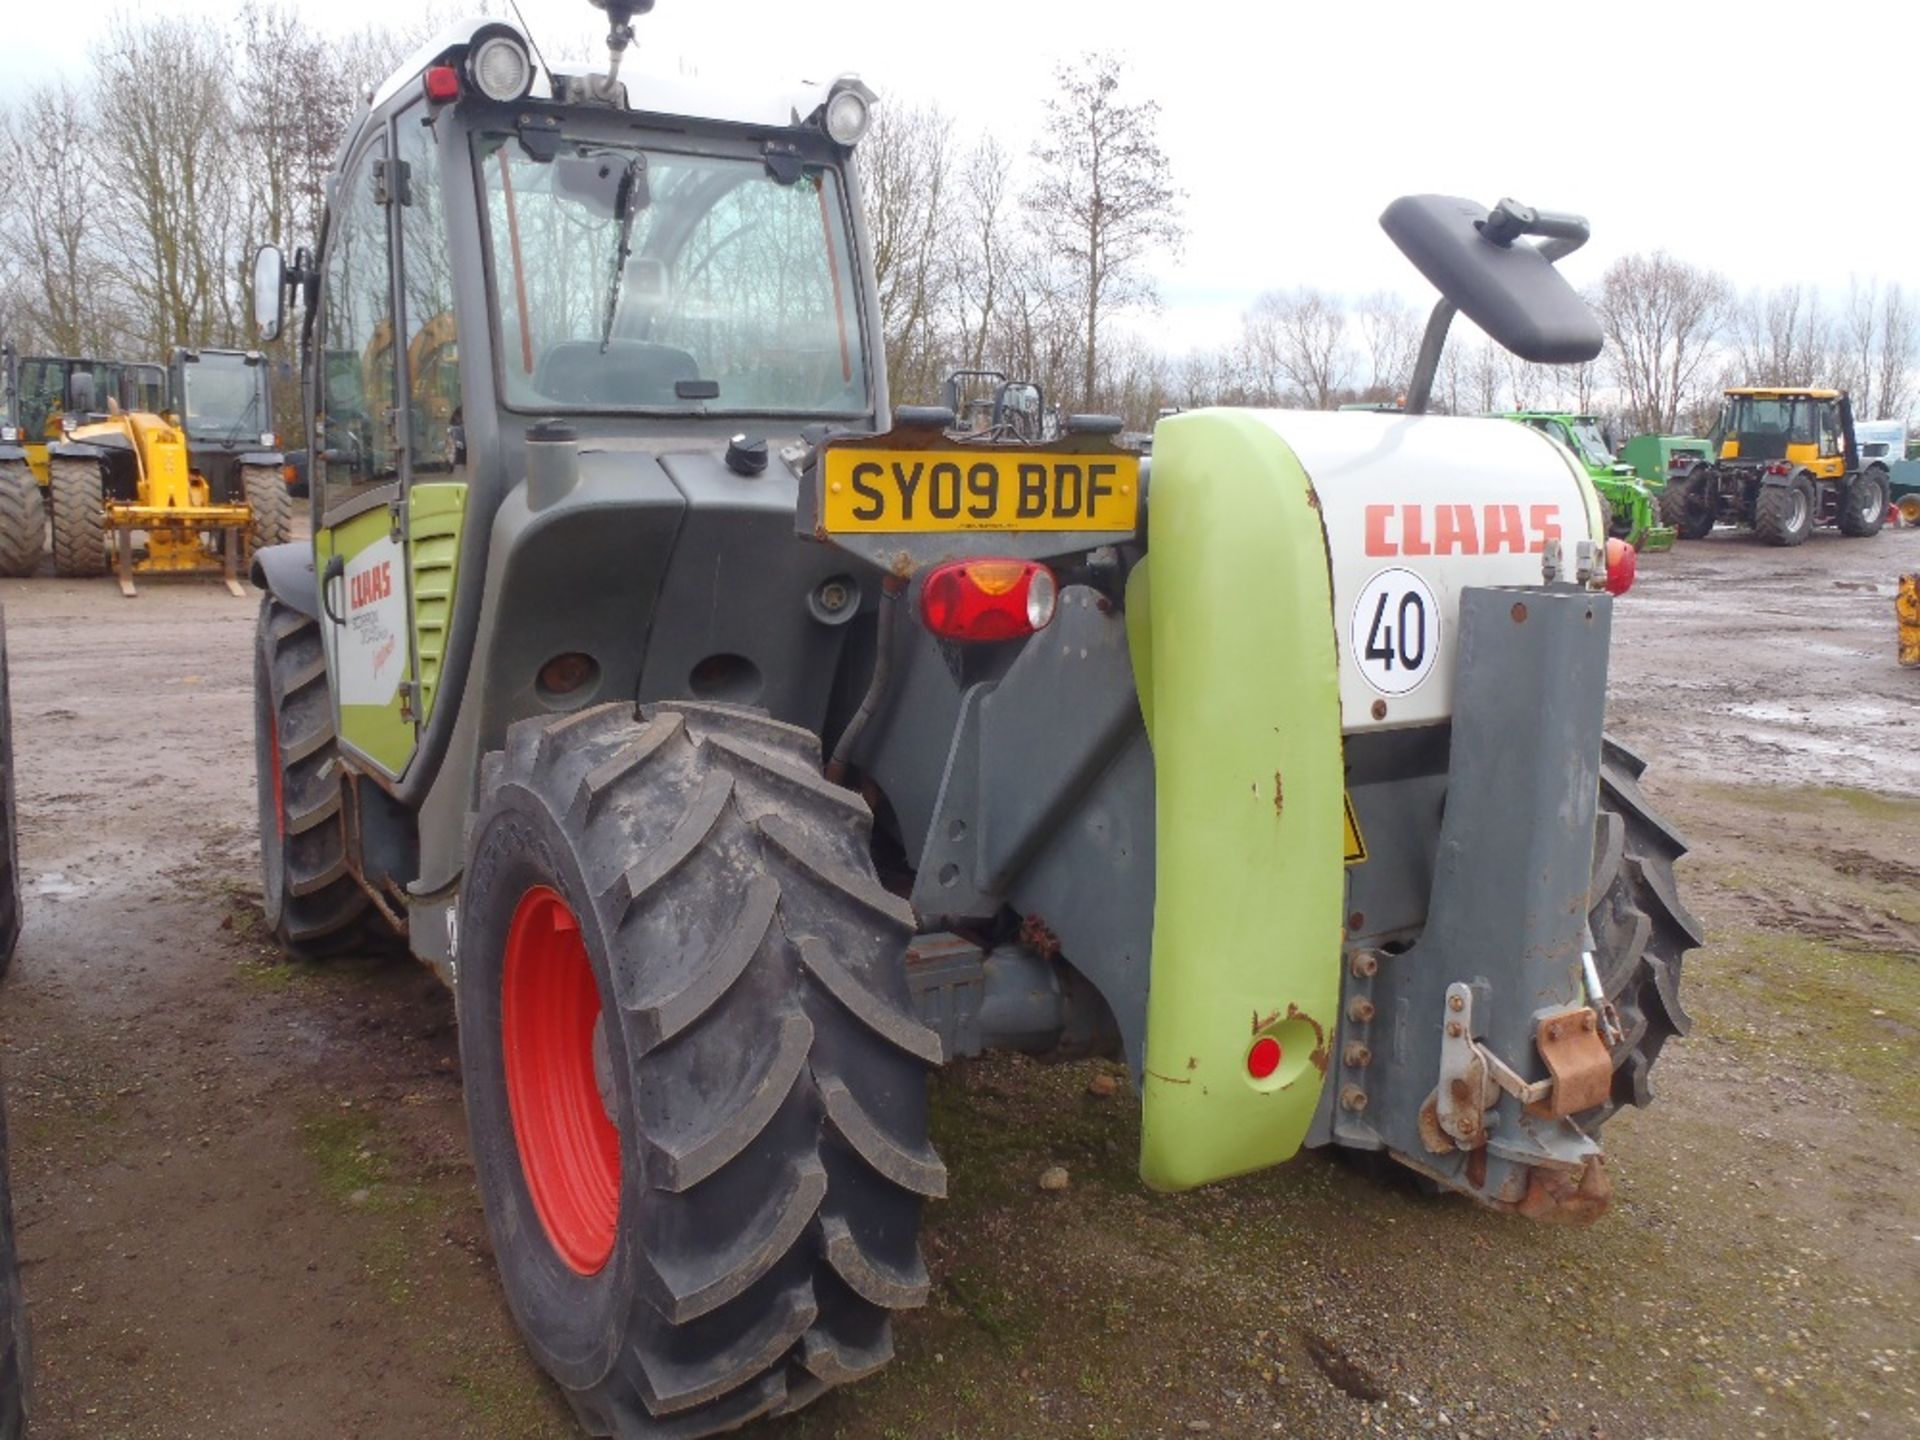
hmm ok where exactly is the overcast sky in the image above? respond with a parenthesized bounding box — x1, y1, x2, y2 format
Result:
(7, 0, 1918, 353)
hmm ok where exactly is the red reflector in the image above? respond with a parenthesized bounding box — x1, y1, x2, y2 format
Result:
(424, 65, 461, 103)
(1766, 461, 1790, 476)
(1604, 537, 1637, 596)
(1247, 1035, 1283, 1080)
(919, 560, 1057, 642)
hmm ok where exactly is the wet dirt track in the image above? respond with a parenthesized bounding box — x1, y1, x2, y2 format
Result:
(0, 521, 1915, 1440)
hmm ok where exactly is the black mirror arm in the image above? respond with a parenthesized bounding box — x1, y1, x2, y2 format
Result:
(1404, 298, 1457, 417)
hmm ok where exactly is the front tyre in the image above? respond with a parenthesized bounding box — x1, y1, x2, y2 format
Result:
(243, 464, 293, 550)
(459, 701, 943, 1437)
(47, 459, 106, 577)
(253, 596, 378, 956)
(1837, 468, 1887, 538)
(0, 465, 43, 579)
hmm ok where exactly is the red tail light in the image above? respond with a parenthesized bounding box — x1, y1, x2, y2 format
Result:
(1766, 461, 1790, 476)
(1603, 537, 1636, 596)
(919, 560, 1057, 642)
(424, 65, 461, 103)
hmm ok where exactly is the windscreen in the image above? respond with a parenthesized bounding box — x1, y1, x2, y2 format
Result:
(1727, 397, 1814, 445)
(180, 355, 267, 442)
(479, 134, 868, 416)
(1564, 418, 1615, 467)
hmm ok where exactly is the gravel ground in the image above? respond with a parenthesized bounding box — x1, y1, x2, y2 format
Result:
(0, 520, 1914, 1439)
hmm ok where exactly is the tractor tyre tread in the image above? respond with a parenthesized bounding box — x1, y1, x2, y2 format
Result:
(47, 459, 106, 577)
(0, 1082, 30, 1439)
(0, 608, 18, 977)
(1666, 465, 1717, 541)
(1837, 468, 1887, 538)
(0, 467, 42, 579)
(243, 464, 293, 550)
(461, 701, 939, 1438)
(1753, 476, 1813, 547)
(1584, 737, 1703, 1120)
(253, 596, 383, 957)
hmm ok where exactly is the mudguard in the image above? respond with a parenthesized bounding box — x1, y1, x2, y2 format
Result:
(1125, 411, 1345, 1191)
(235, 451, 286, 468)
(250, 540, 319, 620)
(0, 446, 26, 465)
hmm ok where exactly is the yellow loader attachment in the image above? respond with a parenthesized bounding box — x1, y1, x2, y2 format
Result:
(64, 411, 250, 597)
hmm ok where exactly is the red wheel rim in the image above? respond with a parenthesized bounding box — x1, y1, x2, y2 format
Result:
(502, 887, 620, 1275)
(267, 711, 286, 842)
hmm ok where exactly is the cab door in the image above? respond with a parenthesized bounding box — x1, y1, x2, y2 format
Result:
(311, 126, 417, 779)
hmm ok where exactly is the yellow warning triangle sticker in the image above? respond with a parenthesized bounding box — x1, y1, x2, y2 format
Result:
(1343, 793, 1369, 866)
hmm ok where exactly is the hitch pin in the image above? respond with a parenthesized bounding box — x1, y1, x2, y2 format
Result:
(1581, 951, 1626, 1047)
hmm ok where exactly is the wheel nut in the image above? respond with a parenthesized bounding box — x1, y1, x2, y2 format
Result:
(1340, 1085, 1368, 1112)
(1342, 1042, 1372, 1068)
(1349, 952, 1379, 978)
(1347, 997, 1375, 1024)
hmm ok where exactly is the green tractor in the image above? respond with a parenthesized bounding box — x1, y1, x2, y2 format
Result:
(246, 8, 1700, 1434)
(1497, 411, 1676, 551)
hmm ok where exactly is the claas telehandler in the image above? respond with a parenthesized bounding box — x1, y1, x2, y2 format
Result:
(246, 6, 1701, 1433)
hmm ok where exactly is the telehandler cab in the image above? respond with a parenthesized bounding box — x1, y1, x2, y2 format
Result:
(247, 7, 1700, 1433)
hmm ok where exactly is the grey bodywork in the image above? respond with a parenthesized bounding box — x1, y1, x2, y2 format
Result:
(252, 17, 1624, 1216)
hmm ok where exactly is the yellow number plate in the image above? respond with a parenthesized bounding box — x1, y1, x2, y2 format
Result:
(821, 448, 1141, 534)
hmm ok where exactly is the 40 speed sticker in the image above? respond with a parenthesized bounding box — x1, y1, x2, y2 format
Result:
(1350, 567, 1439, 697)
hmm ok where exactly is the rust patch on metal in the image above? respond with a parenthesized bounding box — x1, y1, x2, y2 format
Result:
(1273, 770, 1284, 817)
(1252, 1007, 1281, 1035)
(1370, 698, 1387, 721)
(1018, 913, 1061, 959)
(1465, 1142, 1488, 1191)
(1417, 1093, 1453, 1154)
(1285, 1002, 1330, 1076)
(1516, 1156, 1613, 1226)
(1144, 1068, 1192, 1087)
(1533, 1007, 1613, 1118)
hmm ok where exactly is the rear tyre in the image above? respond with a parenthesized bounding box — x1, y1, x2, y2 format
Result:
(0, 608, 19, 977)
(1665, 464, 1717, 541)
(243, 464, 292, 550)
(1581, 737, 1703, 1123)
(1753, 475, 1814, 546)
(0, 1082, 30, 1440)
(1837, 469, 1887, 538)
(0, 467, 42, 579)
(253, 596, 379, 956)
(459, 700, 942, 1436)
(47, 459, 106, 577)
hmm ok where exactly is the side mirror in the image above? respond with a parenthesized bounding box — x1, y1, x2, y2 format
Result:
(1382, 196, 1602, 365)
(253, 244, 286, 342)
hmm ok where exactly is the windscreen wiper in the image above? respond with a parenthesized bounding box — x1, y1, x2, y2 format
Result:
(599, 155, 651, 354)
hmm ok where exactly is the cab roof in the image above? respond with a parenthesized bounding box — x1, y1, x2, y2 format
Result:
(1723, 387, 1842, 399)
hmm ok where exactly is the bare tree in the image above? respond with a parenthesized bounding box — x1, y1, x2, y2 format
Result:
(1240, 287, 1349, 408)
(1872, 284, 1918, 422)
(0, 83, 109, 353)
(862, 101, 953, 405)
(1732, 283, 1831, 388)
(1354, 291, 1419, 402)
(1593, 251, 1732, 433)
(1027, 53, 1184, 410)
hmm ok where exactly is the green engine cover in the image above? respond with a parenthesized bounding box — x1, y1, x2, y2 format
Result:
(1125, 410, 1345, 1192)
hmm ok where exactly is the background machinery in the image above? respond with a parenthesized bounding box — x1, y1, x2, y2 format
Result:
(246, 9, 1700, 1434)
(1497, 410, 1675, 550)
(1663, 386, 1888, 545)
(167, 347, 293, 555)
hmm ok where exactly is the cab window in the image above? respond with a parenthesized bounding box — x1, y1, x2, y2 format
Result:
(395, 110, 463, 477)
(317, 138, 398, 515)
